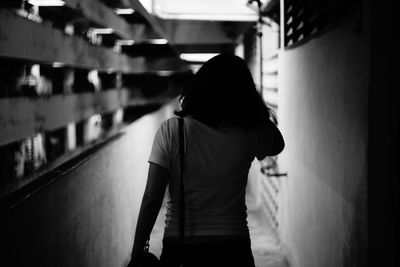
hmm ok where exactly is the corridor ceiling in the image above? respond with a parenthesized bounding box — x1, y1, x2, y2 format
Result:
(104, 0, 274, 67)
(139, 0, 259, 64)
(141, 0, 258, 54)
(98, 0, 279, 71)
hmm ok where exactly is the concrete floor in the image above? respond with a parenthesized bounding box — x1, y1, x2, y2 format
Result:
(134, 101, 290, 267)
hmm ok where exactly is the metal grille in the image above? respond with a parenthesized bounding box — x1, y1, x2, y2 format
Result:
(284, 0, 361, 48)
(260, 157, 281, 230)
(262, 51, 279, 111)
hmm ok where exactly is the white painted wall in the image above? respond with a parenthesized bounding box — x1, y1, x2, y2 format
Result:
(277, 17, 369, 267)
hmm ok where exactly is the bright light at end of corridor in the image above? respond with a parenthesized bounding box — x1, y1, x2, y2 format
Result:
(27, 0, 65, 6)
(180, 53, 219, 62)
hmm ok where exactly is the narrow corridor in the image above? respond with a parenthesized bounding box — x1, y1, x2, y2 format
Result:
(1, 1, 386, 266)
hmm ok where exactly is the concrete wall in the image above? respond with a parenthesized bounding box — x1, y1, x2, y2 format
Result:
(277, 15, 369, 267)
(0, 105, 174, 267)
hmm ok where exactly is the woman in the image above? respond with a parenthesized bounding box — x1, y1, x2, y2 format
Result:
(128, 53, 284, 267)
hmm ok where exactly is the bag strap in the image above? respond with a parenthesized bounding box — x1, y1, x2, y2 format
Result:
(178, 117, 185, 264)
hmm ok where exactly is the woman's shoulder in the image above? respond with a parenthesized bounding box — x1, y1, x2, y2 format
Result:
(164, 117, 182, 127)
(162, 116, 198, 128)
(163, 117, 179, 125)
(158, 117, 180, 135)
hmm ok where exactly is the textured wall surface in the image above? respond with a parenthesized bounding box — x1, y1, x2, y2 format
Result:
(277, 19, 369, 267)
(0, 104, 175, 267)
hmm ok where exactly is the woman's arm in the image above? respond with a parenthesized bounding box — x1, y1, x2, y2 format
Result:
(130, 163, 170, 261)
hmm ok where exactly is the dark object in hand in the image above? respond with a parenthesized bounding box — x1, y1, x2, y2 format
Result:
(127, 241, 161, 267)
(127, 252, 160, 267)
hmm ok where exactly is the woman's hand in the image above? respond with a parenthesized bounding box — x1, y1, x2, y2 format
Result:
(126, 254, 143, 267)
(127, 252, 161, 267)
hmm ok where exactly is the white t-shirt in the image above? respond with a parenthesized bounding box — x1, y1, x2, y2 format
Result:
(148, 117, 277, 238)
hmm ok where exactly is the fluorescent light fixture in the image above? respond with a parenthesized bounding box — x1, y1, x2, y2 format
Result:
(91, 28, 114, 35)
(52, 62, 65, 68)
(27, 0, 65, 6)
(157, 13, 258, 21)
(114, 8, 135, 15)
(180, 53, 218, 62)
(116, 39, 135, 46)
(145, 39, 168, 45)
(156, 70, 175, 76)
(151, 0, 258, 21)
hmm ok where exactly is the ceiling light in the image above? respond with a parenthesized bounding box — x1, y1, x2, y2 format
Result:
(145, 39, 168, 45)
(114, 8, 135, 15)
(157, 13, 258, 21)
(116, 40, 135, 46)
(90, 28, 114, 35)
(180, 53, 218, 62)
(150, 0, 258, 21)
(27, 0, 65, 6)
(156, 70, 175, 76)
(52, 62, 65, 68)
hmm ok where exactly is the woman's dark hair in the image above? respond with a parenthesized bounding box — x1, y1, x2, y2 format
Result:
(175, 53, 275, 129)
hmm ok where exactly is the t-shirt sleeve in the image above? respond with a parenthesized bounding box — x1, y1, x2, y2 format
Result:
(148, 121, 171, 170)
(255, 122, 285, 160)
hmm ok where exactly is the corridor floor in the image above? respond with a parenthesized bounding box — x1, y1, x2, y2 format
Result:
(132, 100, 289, 267)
